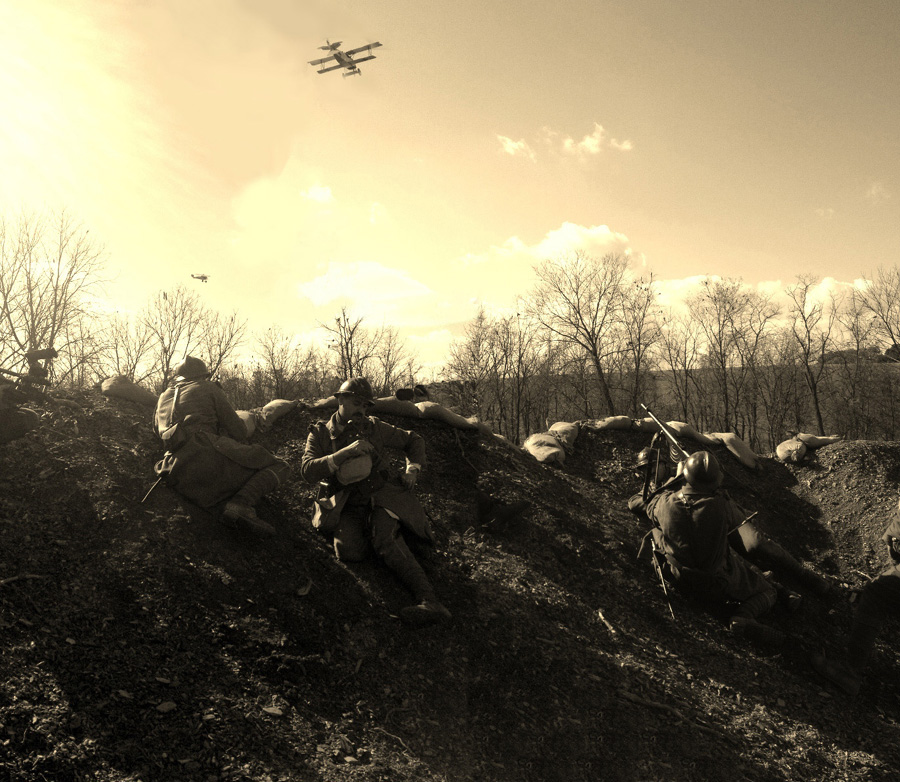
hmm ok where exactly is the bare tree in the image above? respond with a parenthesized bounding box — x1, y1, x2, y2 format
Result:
(142, 286, 207, 391)
(687, 278, 778, 434)
(197, 310, 247, 378)
(445, 307, 492, 420)
(525, 251, 629, 416)
(371, 325, 420, 394)
(0, 209, 105, 378)
(98, 312, 155, 383)
(321, 308, 384, 385)
(619, 274, 662, 414)
(658, 311, 703, 424)
(786, 275, 840, 435)
(857, 265, 900, 350)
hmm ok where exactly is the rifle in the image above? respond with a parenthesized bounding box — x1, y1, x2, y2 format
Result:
(647, 532, 677, 622)
(640, 403, 689, 461)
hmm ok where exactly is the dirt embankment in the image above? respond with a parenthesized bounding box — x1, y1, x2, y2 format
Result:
(1, 391, 898, 782)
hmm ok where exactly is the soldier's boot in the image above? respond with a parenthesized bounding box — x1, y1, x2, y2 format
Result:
(729, 616, 785, 648)
(383, 542, 451, 627)
(763, 572, 804, 613)
(223, 466, 284, 537)
(813, 615, 879, 695)
(757, 539, 833, 596)
(729, 590, 784, 649)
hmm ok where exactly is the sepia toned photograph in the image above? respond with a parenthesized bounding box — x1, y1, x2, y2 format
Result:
(1, 2, 899, 780)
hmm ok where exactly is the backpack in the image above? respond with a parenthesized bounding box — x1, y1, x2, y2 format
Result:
(156, 385, 189, 452)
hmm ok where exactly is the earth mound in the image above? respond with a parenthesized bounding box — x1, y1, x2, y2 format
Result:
(1, 391, 898, 781)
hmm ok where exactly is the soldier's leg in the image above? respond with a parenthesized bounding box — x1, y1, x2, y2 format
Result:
(223, 459, 290, 536)
(728, 560, 784, 646)
(370, 507, 435, 602)
(730, 523, 831, 596)
(332, 503, 370, 562)
(849, 567, 900, 670)
(232, 459, 290, 506)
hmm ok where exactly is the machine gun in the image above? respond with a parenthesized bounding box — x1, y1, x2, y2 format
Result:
(0, 348, 58, 406)
(638, 404, 691, 502)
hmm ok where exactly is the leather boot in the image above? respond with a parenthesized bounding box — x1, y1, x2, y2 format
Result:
(758, 539, 832, 596)
(810, 651, 861, 696)
(729, 616, 785, 649)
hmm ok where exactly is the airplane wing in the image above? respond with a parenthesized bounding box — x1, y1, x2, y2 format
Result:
(308, 55, 336, 66)
(316, 62, 346, 74)
(350, 55, 376, 65)
(345, 42, 382, 56)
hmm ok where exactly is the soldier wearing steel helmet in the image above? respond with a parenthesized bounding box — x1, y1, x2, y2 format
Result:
(633, 445, 832, 598)
(300, 377, 451, 627)
(153, 356, 290, 536)
(629, 450, 785, 647)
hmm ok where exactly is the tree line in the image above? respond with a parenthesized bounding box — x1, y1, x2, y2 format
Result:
(2, 210, 899, 452)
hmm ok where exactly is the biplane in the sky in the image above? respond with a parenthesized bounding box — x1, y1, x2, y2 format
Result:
(191, 274, 209, 283)
(309, 40, 382, 77)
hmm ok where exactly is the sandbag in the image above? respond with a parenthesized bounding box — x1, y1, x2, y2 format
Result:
(524, 432, 566, 465)
(258, 399, 299, 430)
(100, 375, 157, 407)
(236, 410, 257, 438)
(371, 397, 422, 418)
(632, 417, 660, 433)
(666, 421, 717, 446)
(705, 432, 758, 469)
(776, 438, 807, 463)
(796, 433, 843, 449)
(548, 421, 580, 452)
(416, 401, 478, 429)
(586, 416, 634, 431)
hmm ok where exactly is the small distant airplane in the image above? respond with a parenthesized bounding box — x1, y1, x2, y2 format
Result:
(309, 40, 382, 77)
(191, 274, 209, 283)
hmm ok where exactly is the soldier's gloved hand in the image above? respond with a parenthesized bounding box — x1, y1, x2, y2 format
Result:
(401, 465, 420, 490)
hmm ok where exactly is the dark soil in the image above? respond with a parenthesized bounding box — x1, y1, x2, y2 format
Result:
(1, 391, 898, 781)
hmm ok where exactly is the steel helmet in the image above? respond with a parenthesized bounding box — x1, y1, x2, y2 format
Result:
(636, 447, 654, 468)
(335, 377, 375, 405)
(174, 356, 210, 381)
(682, 450, 723, 492)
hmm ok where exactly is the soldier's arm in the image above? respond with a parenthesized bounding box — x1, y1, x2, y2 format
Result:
(212, 386, 249, 442)
(300, 428, 336, 485)
(375, 419, 426, 471)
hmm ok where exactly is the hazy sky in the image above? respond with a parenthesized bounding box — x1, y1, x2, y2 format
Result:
(2, 0, 898, 367)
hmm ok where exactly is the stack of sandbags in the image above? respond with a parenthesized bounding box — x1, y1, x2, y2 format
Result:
(236, 410, 258, 438)
(416, 401, 478, 429)
(584, 416, 634, 431)
(548, 421, 580, 453)
(101, 376, 157, 407)
(797, 433, 843, 449)
(775, 433, 843, 463)
(523, 432, 567, 465)
(704, 431, 758, 470)
(775, 438, 807, 463)
(257, 398, 300, 431)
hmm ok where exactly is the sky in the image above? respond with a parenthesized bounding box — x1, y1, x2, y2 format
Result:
(1, 0, 898, 370)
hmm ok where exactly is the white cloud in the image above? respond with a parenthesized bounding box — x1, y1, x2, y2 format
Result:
(815, 207, 835, 219)
(866, 181, 891, 204)
(496, 135, 536, 161)
(299, 261, 431, 307)
(544, 123, 633, 157)
(301, 184, 333, 203)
